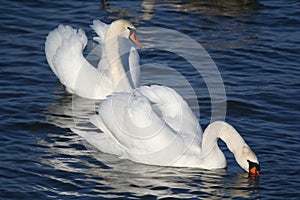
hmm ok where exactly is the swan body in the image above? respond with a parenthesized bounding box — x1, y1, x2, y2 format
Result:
(45, 19, 140, 99)
(72, 85, 260, 173)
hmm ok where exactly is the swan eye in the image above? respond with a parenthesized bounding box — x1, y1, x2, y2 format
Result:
(127, 27, 132, 31)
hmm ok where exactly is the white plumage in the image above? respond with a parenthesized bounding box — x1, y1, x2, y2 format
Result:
(72, 85, 259, 172)
(47, 19, 260, 174)
(45, 19, 140, 99)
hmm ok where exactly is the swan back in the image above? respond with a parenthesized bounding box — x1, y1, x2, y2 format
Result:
(90, 85, 202, 167)
(138, 85, 201, 137)
(83, 85, 259, 171)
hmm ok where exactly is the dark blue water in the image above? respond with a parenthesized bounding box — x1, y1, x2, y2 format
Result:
(1, 0, 299, 199)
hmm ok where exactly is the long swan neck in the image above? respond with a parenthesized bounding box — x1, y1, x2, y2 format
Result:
(104, 29, 132, 92)
(202, 121, 247, 158)
(202, 121, 256, 172)
(219, 122, 247, 154)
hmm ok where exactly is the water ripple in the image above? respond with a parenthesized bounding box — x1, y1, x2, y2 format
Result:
(1, 0, 300, 199)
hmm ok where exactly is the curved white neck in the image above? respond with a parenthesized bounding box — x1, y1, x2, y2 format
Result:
(201, 121, 248, 167)
(104, 31, 133, 92)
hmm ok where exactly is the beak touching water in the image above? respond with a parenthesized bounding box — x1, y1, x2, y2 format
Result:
(249, 165, 260, 177)
(248, 160, 260, 177)
(129, 31, 142, 49)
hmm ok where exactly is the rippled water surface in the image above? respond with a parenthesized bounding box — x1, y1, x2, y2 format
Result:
(1, 0, 300, 199)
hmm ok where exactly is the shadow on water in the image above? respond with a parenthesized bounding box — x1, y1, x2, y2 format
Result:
(99, 0, 263, 51)
(101, 0, 262, 19)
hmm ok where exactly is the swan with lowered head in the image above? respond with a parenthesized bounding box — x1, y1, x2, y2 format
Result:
(45, 19, 141, 99)
(72, 85, 260, 176)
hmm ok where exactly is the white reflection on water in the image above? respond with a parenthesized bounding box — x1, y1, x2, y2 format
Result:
(38, 135, 259, 198)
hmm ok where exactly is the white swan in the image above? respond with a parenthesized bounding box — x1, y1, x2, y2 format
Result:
(72, 85, 260, 176)
(45, 19, 141, 99)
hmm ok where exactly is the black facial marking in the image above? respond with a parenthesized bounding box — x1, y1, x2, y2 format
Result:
(247, 160, 260, 171)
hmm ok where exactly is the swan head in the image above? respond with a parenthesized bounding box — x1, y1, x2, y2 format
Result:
(107, 19, 141, 48)
(237, 145, 260, 176)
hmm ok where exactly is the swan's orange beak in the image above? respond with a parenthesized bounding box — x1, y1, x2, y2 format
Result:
(249, 165, 260, 177)
(129, 32, 142, 49)
(248, 160, 260, 177)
